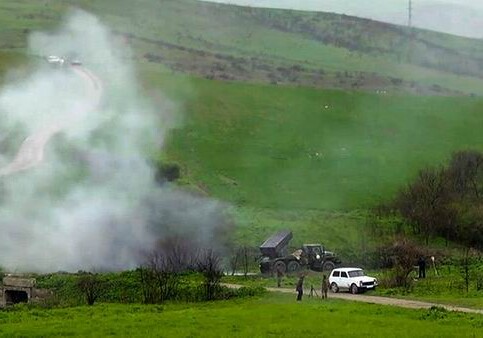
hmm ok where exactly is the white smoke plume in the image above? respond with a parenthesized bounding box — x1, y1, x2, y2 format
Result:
(0, 10, 228, 272)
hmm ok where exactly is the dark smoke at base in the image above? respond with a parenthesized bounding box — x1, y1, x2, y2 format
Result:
(0, 10, 231, 272)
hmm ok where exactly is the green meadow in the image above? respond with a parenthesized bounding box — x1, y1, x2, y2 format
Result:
(160, 77, 483, 210)
(0, 294, 482, 337)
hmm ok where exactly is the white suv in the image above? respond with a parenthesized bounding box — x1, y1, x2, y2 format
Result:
(329, 267, 378, 294)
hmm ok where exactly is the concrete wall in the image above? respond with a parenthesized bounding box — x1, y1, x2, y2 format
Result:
(3, 277, 35, 288)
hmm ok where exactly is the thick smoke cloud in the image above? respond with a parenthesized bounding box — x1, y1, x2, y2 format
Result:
(0, 10, 228, 272)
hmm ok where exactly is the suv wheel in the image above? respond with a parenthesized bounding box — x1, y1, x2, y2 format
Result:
(330, 282, 339, 293)
(350, 284, 358, 295)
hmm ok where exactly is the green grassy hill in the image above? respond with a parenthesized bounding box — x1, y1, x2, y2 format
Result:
(1, 0, 483, 253)
(2, 0, 483, 94)
(156, 75, 483, 255)
(162, 78, 483, 210)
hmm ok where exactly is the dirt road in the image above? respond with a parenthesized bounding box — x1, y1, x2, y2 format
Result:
(223, 283, 483, 315)
(0, 65, 102, 176)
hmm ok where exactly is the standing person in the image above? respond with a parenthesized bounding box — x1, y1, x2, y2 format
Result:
(418, 256, 426, 279)
(321, 274, 329, 300)
(276, 266, 284, 288)
(296, 275, 305, 301)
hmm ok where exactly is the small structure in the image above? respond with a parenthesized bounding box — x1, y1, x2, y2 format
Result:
(1, 276, 36, 307)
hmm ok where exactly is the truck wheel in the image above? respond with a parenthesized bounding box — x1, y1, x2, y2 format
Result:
(322, 261, 335, 272)
(287, 261, 300, 273)
(273, 261, 286, 274)
(350, 284, 359, 294)
(259, 264, 270, 274)
(330, 282, 339, 293)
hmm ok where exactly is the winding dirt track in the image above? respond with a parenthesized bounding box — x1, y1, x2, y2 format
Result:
(223, 283, 483, 315)
(0, 65, 102, 176)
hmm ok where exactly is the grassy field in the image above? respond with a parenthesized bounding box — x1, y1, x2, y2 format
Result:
(0, 294, 482, 337)
(159, 76, 483, 211)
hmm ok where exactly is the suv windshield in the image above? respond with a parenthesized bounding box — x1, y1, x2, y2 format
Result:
(348, 270, 365, 277)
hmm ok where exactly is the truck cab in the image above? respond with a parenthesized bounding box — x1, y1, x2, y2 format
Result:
(302, 244, 339, 271)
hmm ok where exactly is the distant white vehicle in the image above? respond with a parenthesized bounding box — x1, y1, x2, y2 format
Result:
(70, 59, 82, 66)
(329, 267, 378, 294)
(46, 55, 65, 65)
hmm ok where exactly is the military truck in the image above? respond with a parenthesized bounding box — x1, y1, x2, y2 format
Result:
(259, 230, 340, 274)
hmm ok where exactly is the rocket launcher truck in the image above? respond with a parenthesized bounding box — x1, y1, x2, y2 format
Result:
(259, 230, 340, 274)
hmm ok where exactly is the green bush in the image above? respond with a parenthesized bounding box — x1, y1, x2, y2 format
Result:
(420, 306, 448, 321)
(155, 161, 181, 183)
(235, 286, 267, 298)
(35, 271, 264, 308)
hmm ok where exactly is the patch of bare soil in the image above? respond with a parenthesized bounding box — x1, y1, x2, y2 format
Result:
(118, 32, 467, 96)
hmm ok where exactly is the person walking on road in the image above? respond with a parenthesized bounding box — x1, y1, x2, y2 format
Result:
(296, 275, 305, 301)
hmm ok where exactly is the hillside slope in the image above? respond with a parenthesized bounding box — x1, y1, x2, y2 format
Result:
(1, 0, 483, 253)
(1, 0, 483, 94)
(202, 0, 483, 39)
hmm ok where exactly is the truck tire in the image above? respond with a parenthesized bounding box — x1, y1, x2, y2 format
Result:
(322, 261, 335, 272)
(287, 260, 300, 273)
(350, 284, 359, 294)
(330, 282, 339, 293)
(259, 263, 270, 274)
(273, 260, 286, 274)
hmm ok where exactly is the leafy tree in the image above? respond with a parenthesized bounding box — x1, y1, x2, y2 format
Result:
(76, 273, 104, 306)
(379, 238, 423, 288)
(394, 150, 483, 248)
(447, 150, 483, 200)
(395, 167, 454, 244)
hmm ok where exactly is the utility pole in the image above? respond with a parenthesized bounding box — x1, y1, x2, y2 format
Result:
(408, 0, 413, 29)
(407, 0, 414, 63)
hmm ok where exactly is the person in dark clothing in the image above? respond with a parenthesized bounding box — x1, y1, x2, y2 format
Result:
(296, 275, 305, 301)
(276, 266, 284, 288)
(418, 256, 426, 279)
(321, 274, 329, 300)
